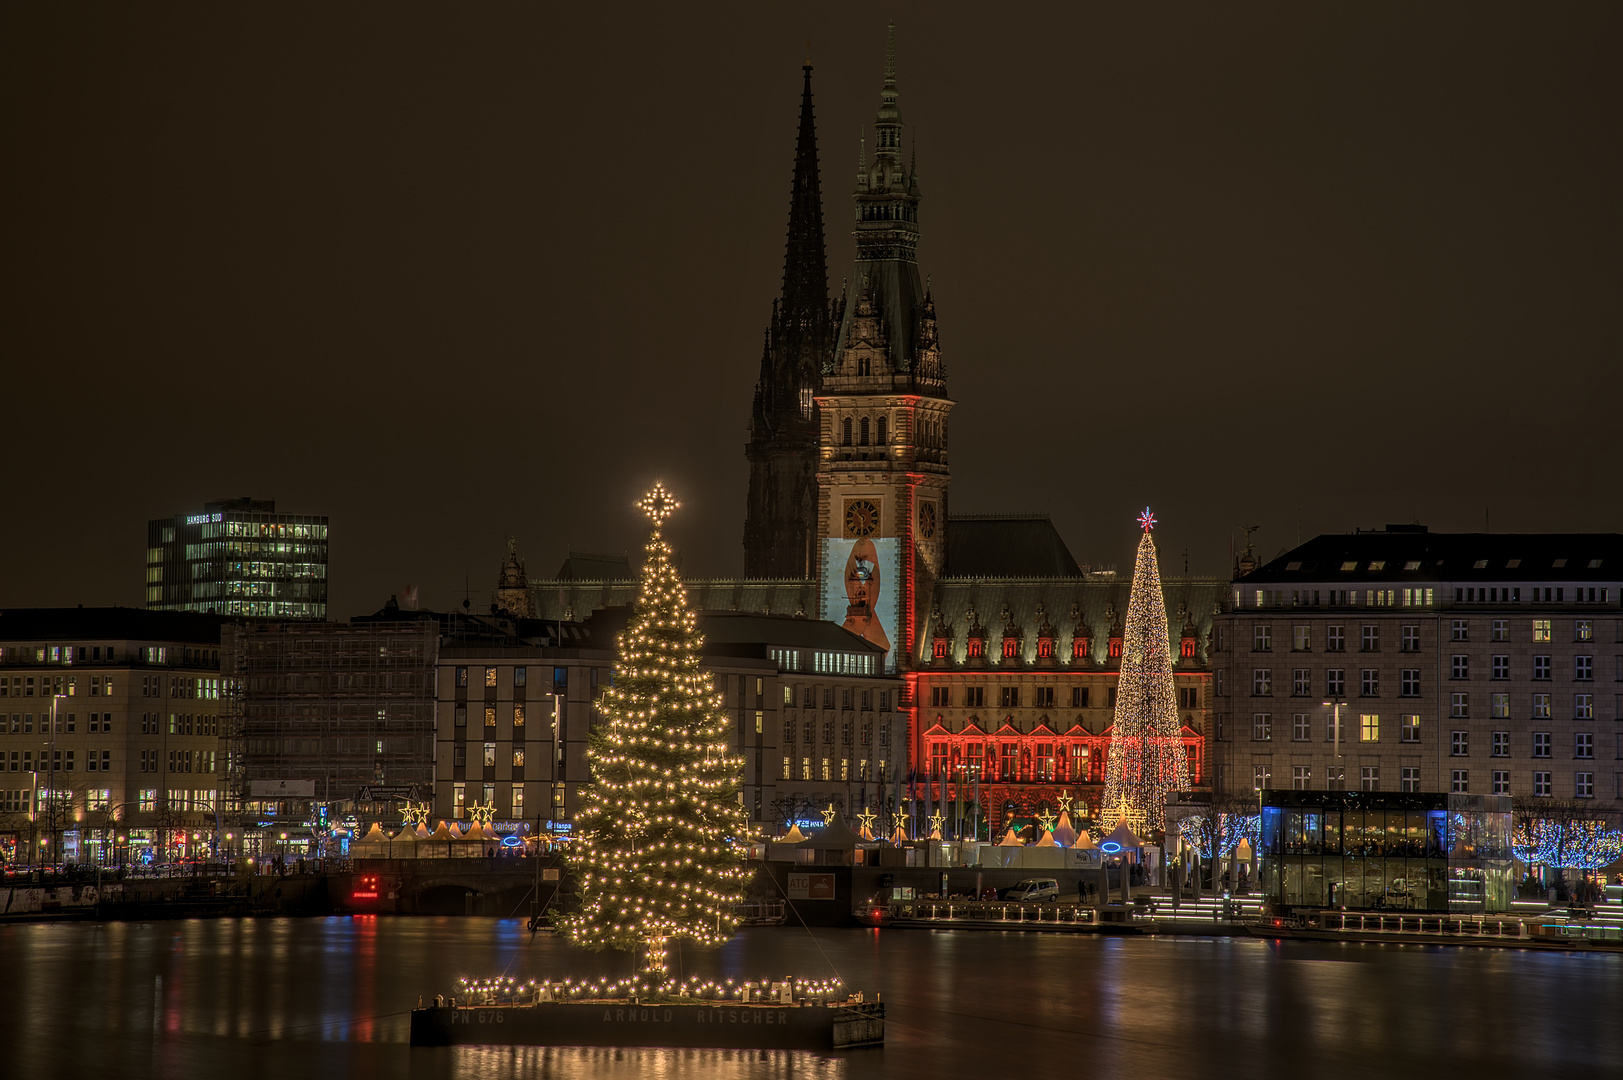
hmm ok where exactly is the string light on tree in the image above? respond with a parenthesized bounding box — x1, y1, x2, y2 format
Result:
(561, 483, 750, 985)
(1102, 508, 1191, 835)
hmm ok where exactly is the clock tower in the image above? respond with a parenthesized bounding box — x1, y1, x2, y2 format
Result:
(815, 23, 952, 674)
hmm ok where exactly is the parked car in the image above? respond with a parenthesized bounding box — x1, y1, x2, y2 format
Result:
(1003, 878, 1060, 902)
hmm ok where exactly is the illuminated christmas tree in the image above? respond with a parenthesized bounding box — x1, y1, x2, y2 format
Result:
(562, 483, 750, 982)
(1102, 509, 1190, 834)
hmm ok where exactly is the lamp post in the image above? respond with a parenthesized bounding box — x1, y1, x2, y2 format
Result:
(1322, 695, 1347, 791)
(45, 693, 67, 868)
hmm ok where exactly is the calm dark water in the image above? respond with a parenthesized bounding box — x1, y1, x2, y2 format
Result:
(0, 917, 1617, 1079)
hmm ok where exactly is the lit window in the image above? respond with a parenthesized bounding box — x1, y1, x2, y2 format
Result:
(1360, 714, 1378, 742)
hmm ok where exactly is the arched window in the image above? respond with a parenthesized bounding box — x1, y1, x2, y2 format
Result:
(1108, 638, 1124, 659)
(1037, 638, 1054, 660)
(1072, 637, 1090, 660)
(933, 638, 950, 659)
(841, 417, 852, 446)
(1180, 638, 1196, 659)
(859, 417, 870, 445)
(966, 638, 985, 659)
(876, 416, 888, 445)
(1002, 638, 1019, 661)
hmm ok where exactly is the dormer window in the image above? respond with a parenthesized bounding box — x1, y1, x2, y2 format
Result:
(1002, 638, 1020, 661)
(932, 638, 950, 660)
(1108, 638, 1123, 659)
(1404, 560, 1421, 571)
(1180, 638, 1196, 659)
(1369, 561, 1386, 571)
(1072, 636, 1090, 660)
(1037, 638, 1054, 660)
(1340, 561, 1358, 572)
(966, 638, 985, 659)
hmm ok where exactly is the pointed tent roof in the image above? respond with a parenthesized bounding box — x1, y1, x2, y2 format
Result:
(782, 824, 807, 843)
(428, 820, 455, 842)
(1073, 829, 1097, 850)
(1105, 821, 1143, 850)
(998, 827, 1023, 847)
(1035, 830, 1057, 847)
(1053, 811, 1079, 847)
(804, 814, 861, 848)
(888, 826, 908, 845)
(360, 823, 388, 843)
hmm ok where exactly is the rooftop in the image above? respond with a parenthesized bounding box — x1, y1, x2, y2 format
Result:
(945, 514, 1081, 578)
(1241, 529, 1623, 584)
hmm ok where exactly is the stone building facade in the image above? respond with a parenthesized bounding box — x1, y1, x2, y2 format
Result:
(1209, 527, 1623, 818)
(0, 608, 224, 865)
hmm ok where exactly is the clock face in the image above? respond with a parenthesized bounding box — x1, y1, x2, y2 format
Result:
(918, 501, 937, 539)
(844, 499, 880, 538)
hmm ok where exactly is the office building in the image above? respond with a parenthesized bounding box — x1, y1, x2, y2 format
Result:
(147, 496, 328, 620)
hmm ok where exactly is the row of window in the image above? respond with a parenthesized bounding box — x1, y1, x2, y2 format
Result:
(1247, 618, 1604, 653)
(787, 686, 894, 711)
(838, 415, 889, 447)
(784, 720, 891, 746)
(923, 685, 1201, 710)
(1449, 730, 1602, 759)
(1246, 661, 1604, 698)
(452, 744, 532, 770)
(1250, 713, 1420, 743)
(1245, 586, 1611, 609)
(780, 756, 890, 782)
(452, 665, 574, 694)
(454, 704, 530, 728)
(1256, 764, 1599, 798)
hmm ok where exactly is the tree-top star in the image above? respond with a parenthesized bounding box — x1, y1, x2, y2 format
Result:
(638, 482, 680, 528)
(1138, 506, 1157, 532)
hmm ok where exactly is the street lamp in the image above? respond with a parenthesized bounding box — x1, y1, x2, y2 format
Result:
(1323, 695, 1347, 791)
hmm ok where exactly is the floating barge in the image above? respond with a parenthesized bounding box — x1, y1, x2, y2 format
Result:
(409, 998, 884, 1050)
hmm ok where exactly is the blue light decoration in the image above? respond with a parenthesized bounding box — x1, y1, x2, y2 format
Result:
(1513, 817, 1623, 869)
(1179, 812, 1261, 860)
(1099, 841, 1123, 854)
(1137, 507, 1157, 532)
(500, 834, 523, 848)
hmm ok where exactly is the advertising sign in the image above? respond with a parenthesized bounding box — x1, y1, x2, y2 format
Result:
(820, 536, 901, 674)
(786, 873, 837, 900)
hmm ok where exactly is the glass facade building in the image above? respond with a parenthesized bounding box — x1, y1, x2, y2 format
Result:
(147, 498, 328, 620)
(1259, 791, 1513, 914)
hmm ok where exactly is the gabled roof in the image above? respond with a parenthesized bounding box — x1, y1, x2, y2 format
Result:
(946, 514, 1080, 578)
(1242, 529, 1623, 584)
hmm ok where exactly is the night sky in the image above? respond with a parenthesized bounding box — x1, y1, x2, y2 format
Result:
(4, 4, 1619, 618)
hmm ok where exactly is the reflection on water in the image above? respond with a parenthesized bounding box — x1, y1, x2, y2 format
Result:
(0, 918, 1618, 1080)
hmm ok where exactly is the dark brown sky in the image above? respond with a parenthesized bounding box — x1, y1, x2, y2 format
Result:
(4, 3, 1620, 618)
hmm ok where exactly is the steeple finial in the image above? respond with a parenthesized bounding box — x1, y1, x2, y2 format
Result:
(885, 20, 896, 87)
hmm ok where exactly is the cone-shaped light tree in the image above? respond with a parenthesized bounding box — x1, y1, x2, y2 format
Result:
(562, 483, 750, 981)
(1102, 508, 1191, 834)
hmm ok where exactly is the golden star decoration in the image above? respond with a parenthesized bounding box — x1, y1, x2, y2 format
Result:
(1037, 810, 1057, 834)
(856, 809, 877, 834)
(821, 803, 837, 826)
(467, 801, 497, 826)
(638, 482, 680, 528)
(890, 811, 909, 834)
(928, 812, 945, 835)
(1056, 792, 1074, 815)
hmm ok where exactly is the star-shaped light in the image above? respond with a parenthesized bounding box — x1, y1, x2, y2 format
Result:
(856, 809, 878, 835)
(1037, 810, 1057, 834)
(821, 803, 837, 826)
(891, 810, 909, 835)
(1056, 792, 1074, 815)
(928, 812, 945, 835)
(1138, 506, 1157, 532)
(638, 482, 680, 528)
(467, 801, 497, 826)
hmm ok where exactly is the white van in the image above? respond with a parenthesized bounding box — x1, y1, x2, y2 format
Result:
(1003, 878, 1059, 902)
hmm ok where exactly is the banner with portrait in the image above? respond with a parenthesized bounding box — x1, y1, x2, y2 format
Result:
(820, 536, 902, 674)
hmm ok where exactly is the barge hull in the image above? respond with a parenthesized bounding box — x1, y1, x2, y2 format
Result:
(409, 1001, 884, 1050)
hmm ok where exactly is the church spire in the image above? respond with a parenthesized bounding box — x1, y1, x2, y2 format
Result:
(744, 62, 836, 580)
(781, 62, 828, 322)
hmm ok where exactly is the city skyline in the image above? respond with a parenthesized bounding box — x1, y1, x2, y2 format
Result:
(5, 5, 1620, 619)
